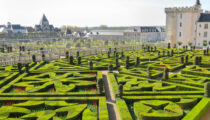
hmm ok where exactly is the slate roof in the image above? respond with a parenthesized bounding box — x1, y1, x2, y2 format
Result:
(40, 14, 49, 25)
(198, 13, 210, 22)
(140, 27, 159, 32)
(11, 25, 25, 30)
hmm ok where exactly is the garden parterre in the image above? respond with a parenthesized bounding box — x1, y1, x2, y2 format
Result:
(0, 46, 209, 120)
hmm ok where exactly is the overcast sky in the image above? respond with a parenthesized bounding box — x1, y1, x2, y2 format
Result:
(0, 0, 209, 27)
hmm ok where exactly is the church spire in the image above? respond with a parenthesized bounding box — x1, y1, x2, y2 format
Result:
(196, 0, 201, 6)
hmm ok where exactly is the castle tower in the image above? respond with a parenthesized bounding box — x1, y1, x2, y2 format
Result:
(165, 0, 203, 47)
(40, 14, 49, 26)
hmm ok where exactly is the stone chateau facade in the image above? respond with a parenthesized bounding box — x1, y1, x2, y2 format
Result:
(165, 0, 210, 48)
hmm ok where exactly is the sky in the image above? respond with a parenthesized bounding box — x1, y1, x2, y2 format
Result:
(0, 0, 210, 27)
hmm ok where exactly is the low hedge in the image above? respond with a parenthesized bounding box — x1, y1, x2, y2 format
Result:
(182, 98, 210, 120)
(99, 98, 109, 120)
(116, 98, 132, 120)
(108, 73, 119, 96)
(134, 100, 183, 120)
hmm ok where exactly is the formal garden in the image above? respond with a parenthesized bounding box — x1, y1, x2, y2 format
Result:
(0, 44, 209, 120)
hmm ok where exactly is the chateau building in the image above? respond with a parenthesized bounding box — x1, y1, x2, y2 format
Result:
(165, 0, 210, 48)
(35, 14, 55, 32)
(89, 26, 165, 42)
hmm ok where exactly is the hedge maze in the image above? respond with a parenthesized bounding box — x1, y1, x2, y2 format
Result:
(0, 46, 209, 120)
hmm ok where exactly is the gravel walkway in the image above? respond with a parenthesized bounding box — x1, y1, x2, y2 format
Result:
(200, 107, 210, 120)
(102, 70, 120, 120)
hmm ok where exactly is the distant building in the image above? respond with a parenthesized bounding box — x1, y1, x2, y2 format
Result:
(89, 26, 165, 42)
(34, 14, 55, 32)
(0, 27, 8, 33)
(25, 27, 35, 33)
(7, 24, 26, 33)
(196, 13, 210, 47)
(165, 0, 210, 48)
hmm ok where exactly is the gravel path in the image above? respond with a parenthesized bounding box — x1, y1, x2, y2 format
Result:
(102, 70, 120, 120)
(200, 107, 210, 120)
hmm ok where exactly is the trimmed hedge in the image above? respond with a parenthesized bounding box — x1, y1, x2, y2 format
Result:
(182, 98, 210, 120)
(116, 98, 132, 120)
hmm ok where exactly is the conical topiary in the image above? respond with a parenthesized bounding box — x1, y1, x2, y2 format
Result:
(136, 57, 140, 66)
(108, 64, 113, 72)
(69, 56, 74, 64)
(25, 63, 29, 73)
(65, 51, 69, 59)
(185, 55, 188, 65)
(180, 56, 184, 64)
(32, 55, 36, 63)
(89, 61, 93, 70)
(77, 57, 81, 65)
(162, 67, 169, 81)
(97, 78, 103, 95)
(17, 63, 22, 73)
(147, 66, 152, 79)
(115, 58, 119, 68)
(119, 84, 123, 98)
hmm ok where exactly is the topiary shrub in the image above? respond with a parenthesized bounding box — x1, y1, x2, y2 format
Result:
(77, 57, 81, 65)
(76, 51, 80, 58)
(108, 64, 113, 72)
(204, 82, 210, 97)
(65, 51, 69, 59)
(114, 50, 116, 57)
(185, 55, 188, 65)
(109, 48, 111, 53)
(126, 56, 130, 69)
(136, 57, 140, 66)
(115, 52, 119, 59)
(162, 50, 165, 56)
(158, 51, 161, 57)
(25, 63, 29, 73)
(168, 43, 171, 49)
(180, 56, 184, 64)
(147, 66, 152, 79)
(194, 56, 198, 65)
(151, 47, 153, 52)
(167, 51, 170, 57)
(32, 55, 36, 63)
(121, 51, 124, 58)
(115, 58, 119, 68)
(119, 84, 123, 98)
(147, 46, 150, 52)
(69, 56, 74, 64)
(17, 63, 22, 73)
(204, 50, 207, 55)
(89, 61, 93, 70)
(42, 54, 45, 61)
(108, 51, 111, 58)
(97, 78, 103, 95)
(162, 67, 169, 81)
(171, 50, 174, 56)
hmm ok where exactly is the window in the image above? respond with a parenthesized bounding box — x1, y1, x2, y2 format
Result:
(204, 24, 208, 29)
(199, 33, 201, 37)
(180, 14, 182, 19)
(204, 32, 208, 37)
(179, 32, 182, 37)
(180, 22, 182, 27)
(199, 24, 202, 28)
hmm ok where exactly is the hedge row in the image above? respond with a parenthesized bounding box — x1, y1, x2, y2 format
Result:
(116, 98, 132, 120)
(108, 73, 119, 96)
(182, 98, 210, 120)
